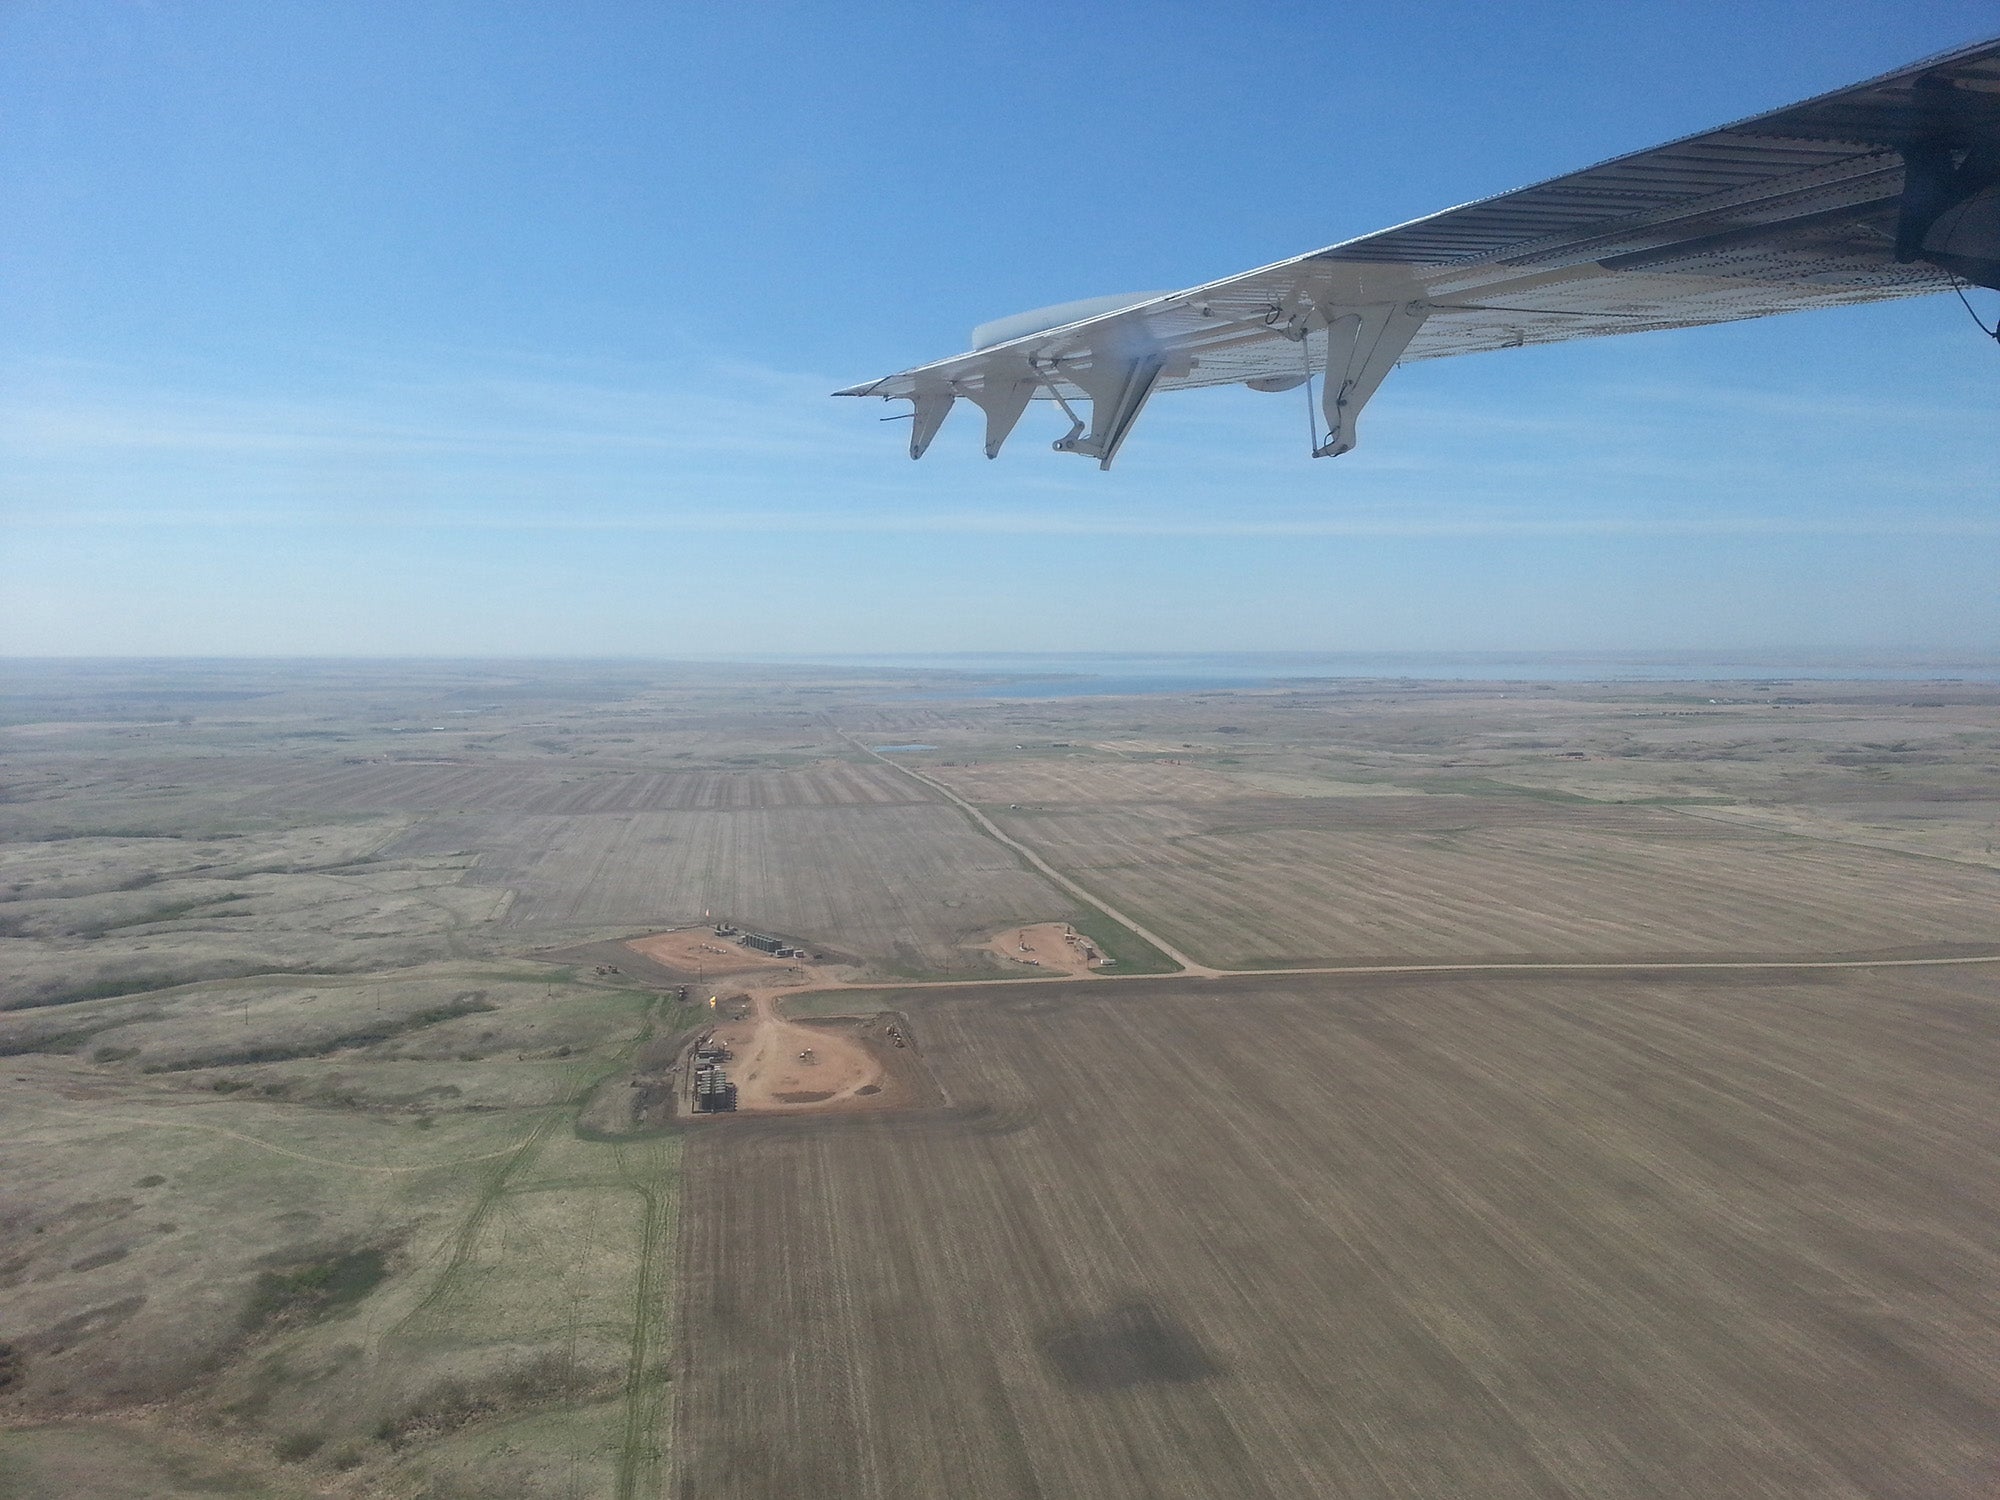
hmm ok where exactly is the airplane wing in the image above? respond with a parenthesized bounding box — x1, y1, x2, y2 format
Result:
(838, 35, 2000, 467)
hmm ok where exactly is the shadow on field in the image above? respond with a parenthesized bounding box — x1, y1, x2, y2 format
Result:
(1041, 1301, 1221, 1391)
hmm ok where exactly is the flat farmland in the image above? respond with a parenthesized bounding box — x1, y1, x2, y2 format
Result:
(244, 759, 920, 815)
(993, 798, 2000, 966)
(415, 805, 1078, 974)
(923, 757, 1256, 804)
(673, 966, 2000, 1499)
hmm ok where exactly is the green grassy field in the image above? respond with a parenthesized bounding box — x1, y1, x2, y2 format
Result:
(0, 962, 681, 1498)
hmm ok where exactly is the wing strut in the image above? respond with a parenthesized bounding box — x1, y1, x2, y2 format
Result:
(1050, 352, 1167, 469)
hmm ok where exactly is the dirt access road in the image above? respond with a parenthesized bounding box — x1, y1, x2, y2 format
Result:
(843, 733, 1216, 975)
(626, 930, 890, 1114)
(633, 924, 2000, 1119)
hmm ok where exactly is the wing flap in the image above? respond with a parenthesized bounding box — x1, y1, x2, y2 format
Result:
(838, 35, 2000, 463)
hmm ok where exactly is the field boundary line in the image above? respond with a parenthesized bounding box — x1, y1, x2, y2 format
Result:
(840, 732, 1212, 975)
(789, 948, 2000, 1003)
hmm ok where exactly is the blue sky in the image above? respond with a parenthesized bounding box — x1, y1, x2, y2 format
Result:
(2, 0, 1996, 657)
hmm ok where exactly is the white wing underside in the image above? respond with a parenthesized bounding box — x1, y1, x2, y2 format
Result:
(838, 36, 2000, 465)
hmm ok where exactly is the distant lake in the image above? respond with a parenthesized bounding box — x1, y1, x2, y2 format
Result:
(871, 743, 938, 752)
(744, 650, 2000, 699)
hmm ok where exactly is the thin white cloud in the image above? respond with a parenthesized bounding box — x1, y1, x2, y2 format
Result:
(3, 346, 1995, 541)
(10, 501, 2000, 540)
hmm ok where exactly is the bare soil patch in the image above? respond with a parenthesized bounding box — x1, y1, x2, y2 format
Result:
(619, 1011, 936, 1129)
(687, 1005, 938, 1118)
(624, 928, 802, 978)
(603, 928, 943, 1121)
(985, 922, 1109, 977)
(703, 999, 879, 1114)
(798, 1013, 940, 1113)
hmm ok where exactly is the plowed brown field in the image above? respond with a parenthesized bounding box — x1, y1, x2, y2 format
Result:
(925, 757, 1252, 804)
(248, 759, 919, 814)
(672, 966, 2000, 1499)
(994, 800, 2000, 967)
(413, 805, 1079, 975)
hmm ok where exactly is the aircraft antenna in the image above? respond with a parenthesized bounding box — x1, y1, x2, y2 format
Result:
(1951, 280, 2000, 344)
